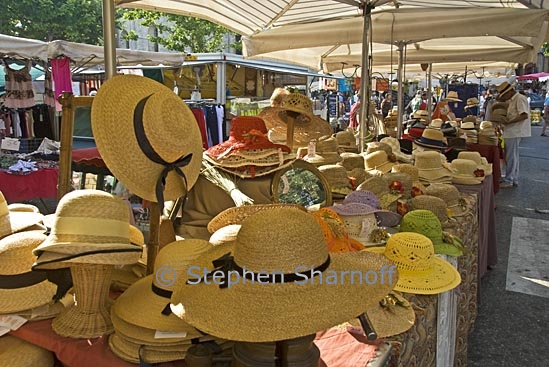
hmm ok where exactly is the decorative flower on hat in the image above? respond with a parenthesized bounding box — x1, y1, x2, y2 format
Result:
(241, 129, 265, 145)
(389, 180, 404, 195)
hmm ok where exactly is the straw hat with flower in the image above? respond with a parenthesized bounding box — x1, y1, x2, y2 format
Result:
(424, 183, 469, 218)
(451, 159, 485, 185)
(170, 207, 397, 342)
(91, 74, 204, 205)
(0, 191, 44, 240)
(366, 232, 461, 294)
(0, 231, 57, 314)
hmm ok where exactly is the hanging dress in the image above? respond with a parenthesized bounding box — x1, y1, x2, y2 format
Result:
(3, 60, 35, 109)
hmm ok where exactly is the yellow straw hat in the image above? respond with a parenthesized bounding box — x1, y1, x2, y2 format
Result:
(91, 74, 203, 204)
(366, 232, 461, 294)
(170, 207, 397, 342)
(0, 191, 44, 240)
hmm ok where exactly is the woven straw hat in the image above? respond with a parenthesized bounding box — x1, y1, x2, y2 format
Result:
(365, 142, 393, 156)
(108, 333, 189, 364)
(414, 151, 453, 184)
(300, 136, 343, 166)
(497, 81, 515, 97)
(380, 137, 412, 163)
(414, 129, 447, 150)
(412, 109, 430, 121)
(0, 191, 44, 239)
(457, 151, 493, 176)
(112, 239, 212, 336)
(391, 164, 419, 181)
(383, 172, 413, 199)
(367, 232, 461, 294)
(429, 118, 444, 129)
(0, 335, 54, 367)
(0, 231, 57, 314)
(399, 210, 464, 256)
(451, 159, 484, 185)
(318, 164, 352, 193)
(356, 176, 389, 197)
(460, 120, 476, 130)
(464, 97, 480, 108)
(170, 207, 397, 342)
(91, 74, 203, 204)
(424, 183, 469, 217)
(480, 121, 494, 130)
(338, 152, 364, 171)
(7, 203, 40, 213)
(444, 91, 462, 102)
(364, 150, 395, 174)
(408, 195, 454, 228)
(33, 190, 142, 268)
(327, 207, 389, 246)
(335, 130, 358, 152)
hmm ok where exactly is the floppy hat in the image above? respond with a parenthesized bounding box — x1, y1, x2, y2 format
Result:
(0, 335, 54, 367)
(259, 93, 333, 147)
(32, 190, 142, 268)
(414, 129, 447, 150)
(341, 190, 402, 227)
(318, 164, 353, 196)
(444, 91, 462, 102)
(170, 207, 397, 342)
(424, 183, 469, 217)
(0, 231, 57, 314)
(366, 232, 461, 294)
(451, 159, 484, 185)
(0, 191, 44, 239)
(497, 81, 515, 97)
(399, 210, 464, 256)
(91, 74, 204, 204)
(380, 137, 412, 163)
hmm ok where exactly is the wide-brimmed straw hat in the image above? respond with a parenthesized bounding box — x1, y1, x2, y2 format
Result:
(380, 137, 412, 163)
(364, 150, 396, 175)
(444, 91, 462, 102)
(497, 81, 515, 97)
(424, 183, 469, 218)
(464, 97, 480, 109)
(413, 151, 453, 184)
(366, 232, 461, 294)
(33, 190, 142, 268)
(0, 231, 57, 314)
(170, 207, 397, 342)
(414, 129, 447, 150)
(399, 210, 464, 256)
(457, 151, 493, 176)
(451, 159, 485, 185)
(0, 191, 44, 240)
(0, 335, 54, 367)
(91, 74, 204, 204)
(259, 93, 333, 147)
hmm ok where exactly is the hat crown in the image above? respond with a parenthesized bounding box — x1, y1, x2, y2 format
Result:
(383, 232, 435, 273)
(340, 212, 378, 240)
(228, 116, 268, 140)
(452, 159, 477, 176)
(429, 119, 443, 129)
(364, 150, 390, 170)
(414, 151, 444, 170)
(315, 136, 338, 153)
(0, 231, 47, 275)
(409, 195, 448, 224)
(357, 176, 390, 197)
(379, 137, 400, 154)
(392, 164, 419, 181)
(281, 93, 313, 117)
(399, 210, 443, 244)
(424, 183, 460, 206)
(234, 208, 328, 273)
(343, 190, 381, 209)
(412, 110, 429, 119)
(365, 142, 392, 155)
(421, 128, 444, 142)
(457, 151, 482, 165)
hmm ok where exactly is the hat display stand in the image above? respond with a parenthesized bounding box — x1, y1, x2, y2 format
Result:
(232, 334, 319, 367)
(52, 264, 114, 338)
(285, 111, 298, 151)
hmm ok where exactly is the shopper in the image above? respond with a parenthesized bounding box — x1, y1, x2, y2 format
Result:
(497, 81, 531, 188)
(380, 92, 393, 117)
(541, 92, 549, 136)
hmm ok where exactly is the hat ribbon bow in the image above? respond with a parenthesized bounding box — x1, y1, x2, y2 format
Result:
(134, 95, 193, 207)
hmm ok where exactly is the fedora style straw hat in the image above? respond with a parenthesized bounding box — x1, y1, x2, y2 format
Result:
(33, 190, 142, 269)
(429, 118, 444, 129)
(367, 232, 461, 294)
(464, 97, 480, 109)
(497, 81, 515, 97)
(412, 109, 430, 122)
(0, 231, 57, 314)
(170, 207, 397, 342)
(399, 210, 464, 257)
(444, 91, 462, 102)
(414, 129, 447, 150)
(0, 191, 44, 240)
(259, 93, 333, 147)
(91, 74, 203, 205)
(0, 335, 54, 367)
(424, 183, 469, 218)
(112, 239, 213, 337)
(451, 159, 485, 185)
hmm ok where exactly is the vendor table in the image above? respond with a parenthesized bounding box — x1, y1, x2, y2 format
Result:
(466, 143, 500, 194)
(0, 168, 58, 203)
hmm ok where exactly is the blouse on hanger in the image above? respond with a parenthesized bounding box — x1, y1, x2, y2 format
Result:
(3, 60, 35, 109)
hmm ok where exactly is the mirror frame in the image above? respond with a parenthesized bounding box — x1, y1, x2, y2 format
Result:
(270, 159, 333, 208)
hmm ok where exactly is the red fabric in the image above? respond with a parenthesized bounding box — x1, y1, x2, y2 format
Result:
(0, 168, 58, 202)
(466, 143, 501, 194)
(191, 108, 209, 150)
(72, 147, 106, 168)
(314, 327, 381, 367)
(349, 101, 361, 129)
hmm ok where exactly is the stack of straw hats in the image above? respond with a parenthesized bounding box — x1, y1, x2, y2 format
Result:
(0, 191, 44, 240)
(413, 151, 453, 184)
(459, 119, 478, 144)
(318, 164, 353, 196)
(457, 151, 493, 176)
(204, 116, 295, 178)
(451, 159, 485, 185)
(424, 183, 469, 218)
(299, 136, 343, 167)
(335, 130, 358, 153)
(490, 102, 509, 124)
(478, 121, 498, 145)
(109, 239, 231, 364)
(380, 136, 412, 163)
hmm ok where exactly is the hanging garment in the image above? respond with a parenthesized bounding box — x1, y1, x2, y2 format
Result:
(204, 105, 220, 146)
(215, 104, 226, 142)
(51, 57, 73, 112)
(190, 107, 209, 149)
(44, 68, 56, 108)
(32, 104, 54, 139)
(3, 60, 35, 109)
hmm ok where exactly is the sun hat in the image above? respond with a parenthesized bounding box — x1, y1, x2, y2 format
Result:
(318, 164, 353, 195)
(364, 141, 393, 157)
(390, 164, 427, 195)
(464, 97, 480, 109)
(32, 190, 142, 269)
(0, 191, 44, 240)
(424, 183, 469, 218)
(338, 152, 365, 171)
(411, 109, 430, 122)
(335, 130, 358, 152)
(363, 150, 396, 175)
(398, 210, 464, 256)
(497, 81, 515, 97)
(170, 207, 397, 342)
(0, 231, 57, 314)
(408, 195, 455, 228)
(299, 136, 343, 167)
(91, 74, 203, 205)
(413, 151, 453, 184)
(380, 137, 412, 163)
(366, 232, 461, 294)
(444, 91, 462, 102)
(51, 263, 114, 338)
(311, 208, 365, 253)
(112, 239, 213, 338)
(414, 129, 447, 150)
(341, 190, 402, 227)
(0, 335, 54, 367)
(451, 159, 484, 185)
(7, 203, 40, 213)
(429, 118, 444, 129)
(259, 93, 333, 147)
(327, 205, 391, 246)
(457, 151, 492, 176)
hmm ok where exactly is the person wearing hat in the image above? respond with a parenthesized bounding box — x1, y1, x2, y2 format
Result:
(496, 81, 531, 188)
(432, 91, 460, 122)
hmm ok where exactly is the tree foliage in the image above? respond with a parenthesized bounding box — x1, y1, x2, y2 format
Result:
(0, 0, 104, 44)
(120, 9, 239, 53)
(543, 43, 549, 57)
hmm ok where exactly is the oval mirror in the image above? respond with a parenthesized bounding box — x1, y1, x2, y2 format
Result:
(271, 159, 332, 210)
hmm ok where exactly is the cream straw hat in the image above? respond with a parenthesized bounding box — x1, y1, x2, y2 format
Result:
(170, 207, 397, 342)
(0, 191, 44, 239)
(91, 74, 203, 204)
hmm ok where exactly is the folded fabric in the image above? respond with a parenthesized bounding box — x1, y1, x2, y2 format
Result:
(8, 160, 38, 174)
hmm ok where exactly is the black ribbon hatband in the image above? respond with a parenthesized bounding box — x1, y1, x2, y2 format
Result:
(0, 271, 48, 289)
(133, 95, 193, 207)
(151, 283, 173, 316)
(189, 252, 331, 289)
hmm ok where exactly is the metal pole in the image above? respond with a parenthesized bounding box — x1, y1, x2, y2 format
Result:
(396, 42, 404, 138)
(358, 4, 373, 153)
(217, 61, 226, 104)
(102, 0, 117, 79)
(427, 63, 433, 117)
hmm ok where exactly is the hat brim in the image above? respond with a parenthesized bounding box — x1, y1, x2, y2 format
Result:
(0, 211, 44, 239)
(0, 281, 58, 314)
(108, 333, 190, 364)
(366, 247, 461, 294)
(0, 336, 55, 367)
(32, 248, 142, 270)
(413, 139, 448, 150)
(170, 243, 397, 342)
(91, 75, 204, 203)
(452, 175, 484, 185)
(444, 98, 462, 102)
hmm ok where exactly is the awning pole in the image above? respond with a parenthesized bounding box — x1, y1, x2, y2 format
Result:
(358, 3, 373, 153)
(102, 0, 117, 79)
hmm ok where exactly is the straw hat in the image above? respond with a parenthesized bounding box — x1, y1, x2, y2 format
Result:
(259, 93, 333, 147)
(32, 190, 142, 269)
(0, 191, 44, 239)
(399, 210, 464, 256)
(299, 136, 343, 166)
(366, 232, 461, 294)
(460, 120, 476, 130)
(335, 130, 358, 152)
(464, 97, 480, 109)
(424, 183, 469, 218)
(451, 159, 484, 185)
(112, 239, 212, 337)
(408, 195, 454, 228)
(317, 164, 352, 194)
(7, 203, 40, 213)
(380, 137, 412, 163)
(311, 208, 365, 253)
(364, 150, 395, 175)
(108, 333, 189, 364)
(444, 91, 462, 102)
(413, 151, 453, 184)
(341, 190, 401, 227)
(327, 205, 390, 246)
(91, 74, 203, 204)
(414, 129, 447, 150)
(429, 118, 444, 129)
(170, 207, 397, 342)
(457, 151, 493, 176)
(364, 141, 393, 157)
(0, 335, 54, 367)
(338, 152, 364, 171)
(0, 231, 57, 314)
(411, 109, 430, 122)
(497, 81, 515, 97)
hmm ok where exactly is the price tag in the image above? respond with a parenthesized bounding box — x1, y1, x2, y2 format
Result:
(154, 330, 187, 339)
(0, 314, 28, 330)
(1, 137, 21, 151)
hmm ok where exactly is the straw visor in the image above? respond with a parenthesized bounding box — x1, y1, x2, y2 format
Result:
(91, 75, 203, 203)
(170, 207, 397, 342)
